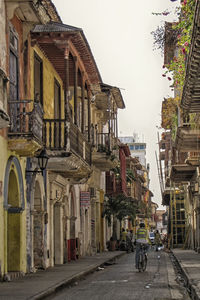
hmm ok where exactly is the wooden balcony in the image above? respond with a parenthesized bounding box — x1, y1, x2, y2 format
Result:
(44, 119, 92, 179)
(186, 152, 200, 166)
(160, 150, 165, 160)
(115, 180, 127, 196)
(92, 132, 118, 171)
(8, 100, 43, 156)
(162, 188, 171, 206)
(175, 122, 200, 152)
(170, 164, 196, 183)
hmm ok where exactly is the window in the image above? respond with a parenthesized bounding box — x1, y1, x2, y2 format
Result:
(34, 53, 43, 105)
(9, 29, 19, 101)
(129, 145, 134, 150)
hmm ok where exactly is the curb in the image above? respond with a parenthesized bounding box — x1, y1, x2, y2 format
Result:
(29, 252, 126, 300)
(171, 251, 200, 300)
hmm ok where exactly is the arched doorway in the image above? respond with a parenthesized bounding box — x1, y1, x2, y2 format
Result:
(33, 181, 44, 269)
(54, 201, 63, 265)
(7, 170, 20, 271)
(63, 196, 69, 263)
(4, 156, 25, 275)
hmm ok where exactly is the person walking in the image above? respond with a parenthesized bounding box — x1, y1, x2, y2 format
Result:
(121, 228, 127, 241)
(126, 229, 132, 252)
(154, 230, 162, 251)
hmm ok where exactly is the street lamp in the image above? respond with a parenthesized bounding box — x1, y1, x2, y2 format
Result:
(37, 148, 49, 171)
(26, 148, 49, 174)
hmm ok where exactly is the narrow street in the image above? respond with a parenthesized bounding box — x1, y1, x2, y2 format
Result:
(52, 250, 190, 300)
(1, 1, 200, 300)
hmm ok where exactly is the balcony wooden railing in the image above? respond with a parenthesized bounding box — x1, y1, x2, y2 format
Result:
(70, 121, 91, 165)
(44, 119, 67, 150)
(8, 100, 43, 142)
(43, 119, 91, 165)
(95, 132, 111, 153)
(188, 152, 200, 159)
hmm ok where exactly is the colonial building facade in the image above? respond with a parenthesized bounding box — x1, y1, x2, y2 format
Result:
(0, 0, 154, 280)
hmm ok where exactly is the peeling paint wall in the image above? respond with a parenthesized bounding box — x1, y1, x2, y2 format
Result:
(0, 1, 6, 71)
(0, 0, 8, 116)
(0, 136, 7, 276)
(0, 135, 27, 275)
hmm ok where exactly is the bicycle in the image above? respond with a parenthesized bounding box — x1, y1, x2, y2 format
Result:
(137, 243, 147, 272)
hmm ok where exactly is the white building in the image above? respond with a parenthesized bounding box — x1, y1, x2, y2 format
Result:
(119, 135, 146, 167)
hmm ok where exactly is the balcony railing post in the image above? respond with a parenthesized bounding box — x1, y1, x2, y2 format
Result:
(54, 120, 57, 149)
(49, 122, 52, 149)
(44, 121, 47, 147)
(59, 121, 61, 149)
(22, 103, 26, 133)
(64, 121, 67, 150)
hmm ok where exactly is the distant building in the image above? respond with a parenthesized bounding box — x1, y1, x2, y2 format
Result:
(119, 136, 146, 167)
(156, 210, 167, 234)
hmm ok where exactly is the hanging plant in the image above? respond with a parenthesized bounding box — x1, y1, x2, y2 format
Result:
(163, 0, 196, 91)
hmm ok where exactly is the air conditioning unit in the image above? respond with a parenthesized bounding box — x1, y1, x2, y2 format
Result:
(89, 187, 96, 198)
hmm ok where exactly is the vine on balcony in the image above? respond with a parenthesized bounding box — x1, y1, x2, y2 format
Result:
(163, 0, 196, 91)
(152, 0, 196, 91)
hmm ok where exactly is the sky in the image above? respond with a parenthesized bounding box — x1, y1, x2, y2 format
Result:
(52, 0, 179, 208)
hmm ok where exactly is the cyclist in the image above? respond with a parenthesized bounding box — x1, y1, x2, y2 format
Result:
(135, 222, 150, 269)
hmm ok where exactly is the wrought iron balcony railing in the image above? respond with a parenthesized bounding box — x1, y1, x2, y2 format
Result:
(8, 100, 43, 142)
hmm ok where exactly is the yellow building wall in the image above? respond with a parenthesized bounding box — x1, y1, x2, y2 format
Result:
(30, 45, 64, 119)
(0, 136, 27, 274)
(0, 136, 6, 275)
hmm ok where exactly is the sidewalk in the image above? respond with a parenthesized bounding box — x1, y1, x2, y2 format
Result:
(0, 251, 125, 300)
(172, 249, 200, 300)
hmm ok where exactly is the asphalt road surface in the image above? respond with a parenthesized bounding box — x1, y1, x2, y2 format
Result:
(52, 249, 191, 300)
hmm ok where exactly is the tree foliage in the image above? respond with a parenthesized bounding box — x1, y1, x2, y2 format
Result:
(102, 194, 137, 226)
(112, 165, 136, 183)
(161, 97, 180, 130)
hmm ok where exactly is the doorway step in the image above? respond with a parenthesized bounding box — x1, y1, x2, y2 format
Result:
(7, 271, 25, 281)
